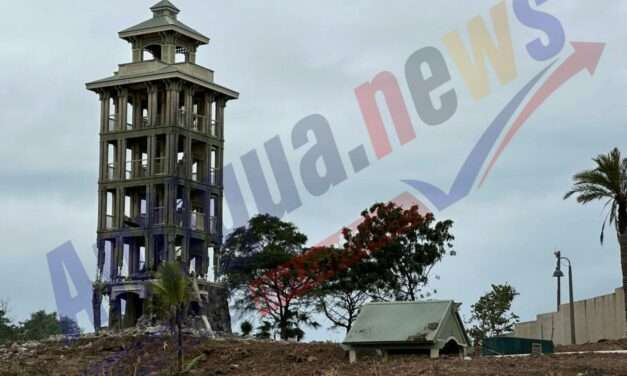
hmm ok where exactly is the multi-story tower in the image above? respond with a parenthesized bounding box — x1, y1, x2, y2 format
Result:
(86, 0, 237, 331)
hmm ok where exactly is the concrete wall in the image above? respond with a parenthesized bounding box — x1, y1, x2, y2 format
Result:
(206, 283, 232, 334)
(514, 288, 626, 345)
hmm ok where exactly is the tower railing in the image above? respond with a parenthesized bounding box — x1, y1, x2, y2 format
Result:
(108, 115, 117, 132)
(175, 109, 217, 137)
(125, 158, 149, 179)
(209, 119, 217, 137)
(191, 211, 205, 231)
(208, 216, 217, 234)
(153, 157, 166, 175)
(175, 208, 186, 227)
(176, 109, 186, 128)
(176, 159, 186, 177)
(123, 213, 146, 228)
(106, 163, 117, 180)
(208, 167, 220, 186)
(192, 114, 206, 132)
(105, 215, 115, 229)
(153, 207, 165, 224)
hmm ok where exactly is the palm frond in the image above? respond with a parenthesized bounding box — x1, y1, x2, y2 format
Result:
(601, 210, 611, 245)
(152, 262, 190, 309)
(565, 148, 627, 244)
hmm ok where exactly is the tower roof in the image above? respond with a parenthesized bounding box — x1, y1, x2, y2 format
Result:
(119, 0, 209, 44)
(150, 0, 180, 14)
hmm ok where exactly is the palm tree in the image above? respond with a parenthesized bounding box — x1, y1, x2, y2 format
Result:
(152, 262, 191, 372)
(564, 147, 627, 334)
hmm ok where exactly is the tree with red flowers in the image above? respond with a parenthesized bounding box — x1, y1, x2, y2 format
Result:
(316, 202, 455, 331)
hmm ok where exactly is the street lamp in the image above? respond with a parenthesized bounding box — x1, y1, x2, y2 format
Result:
(553, 250, 576, 345)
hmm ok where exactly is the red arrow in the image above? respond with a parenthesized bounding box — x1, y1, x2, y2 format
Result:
(479, 42, 605, 188)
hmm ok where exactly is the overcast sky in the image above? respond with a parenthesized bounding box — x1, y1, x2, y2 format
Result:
(0, 1, 625, 342)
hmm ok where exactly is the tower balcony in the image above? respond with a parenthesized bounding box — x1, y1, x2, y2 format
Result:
(208, 167, 219, 185)
(103, 159, 220, 186)
(108, 115, 116, 132)
(123, 213, 147, 228)
(176, 109, 218, 137)
(153, 157, 166, 176)
(106, 163, 118, 180)
(115, 60, 214, 83)
(105, 215, 116, 230)
(191, 211, 204, 231)
(208, 215, 217, 234)
(106, 114, 133, 132)
(125, 158, 149, 179)
(153, 207, 165, 225)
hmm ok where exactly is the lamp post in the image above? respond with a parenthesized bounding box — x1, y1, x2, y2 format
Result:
(554, 251, 562, 311)
(553, 250, 576, 345)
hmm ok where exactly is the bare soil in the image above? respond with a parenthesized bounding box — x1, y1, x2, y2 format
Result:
(2, 335, 627, 376)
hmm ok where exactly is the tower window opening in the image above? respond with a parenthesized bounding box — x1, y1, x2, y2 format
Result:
(121, 243, 130, 277)
(139, 246, 146, 271)
(108, 97, 117, 131)
(126, 101, 134, 130)
(175, 46, 187, 63)
(143, 45, 161, 61)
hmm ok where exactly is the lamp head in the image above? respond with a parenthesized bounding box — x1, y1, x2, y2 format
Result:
(553, 268, 564, 278)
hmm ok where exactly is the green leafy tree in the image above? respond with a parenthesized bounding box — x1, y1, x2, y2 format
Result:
(315, 247, 372, 333)
(315, 203, 453, 332)
(468, 284, 519, 345)
(564, 147, 627, 334)
(0, 301, 16, 344)
(240, 320, 253, 336)
(18, 311, 61, 341)
(254, 320, 273, 339)
(152, 262, 191, 372)
(347, 203, 454, 302)
(221, 214, 319, 341)
(59, 316, 81, 336)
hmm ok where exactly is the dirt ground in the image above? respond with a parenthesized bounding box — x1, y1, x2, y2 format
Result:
(2, 335, 627, 376)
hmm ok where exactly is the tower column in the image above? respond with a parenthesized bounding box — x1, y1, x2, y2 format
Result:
(185, 133, 192, 178)
(184, 186, 191, 229)
(216, 98, 226, 140)
(145, 232, 153, 270)
(97, 189, 106, 230)
(132, 40, 142, 63)
(162, 33, 176, 64)
(99, 91, 111, 133)
(184, 86, 194, 129)
(200, 239, 208, 278)
(165, 233, 176, 262)
(116, 88, 129, 131)
(165, 80, 182, 126)
(117, 136, 126, 180)
(147, 135, 155, 176)
(164, 87, 172, 126)
(146, 83, 158, 126)
(204, 94, 214, 137)
(98, 140, 106, 181)
(133, 93, 143, 129)
(116, 187, 125, 229)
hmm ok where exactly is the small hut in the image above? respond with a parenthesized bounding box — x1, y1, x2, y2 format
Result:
(343, 300, 470, 362)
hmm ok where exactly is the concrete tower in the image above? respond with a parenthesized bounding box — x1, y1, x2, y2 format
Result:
(86, 0, 237, 332)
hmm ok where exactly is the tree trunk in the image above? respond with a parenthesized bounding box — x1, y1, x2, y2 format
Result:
(619, 232, 627, 338)
(92, 288, 102, 334)
(177, 310, 183, 372)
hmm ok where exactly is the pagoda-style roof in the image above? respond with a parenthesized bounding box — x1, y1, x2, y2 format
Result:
(85, 60, 238, 99)
(119, 0, 209, 44)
